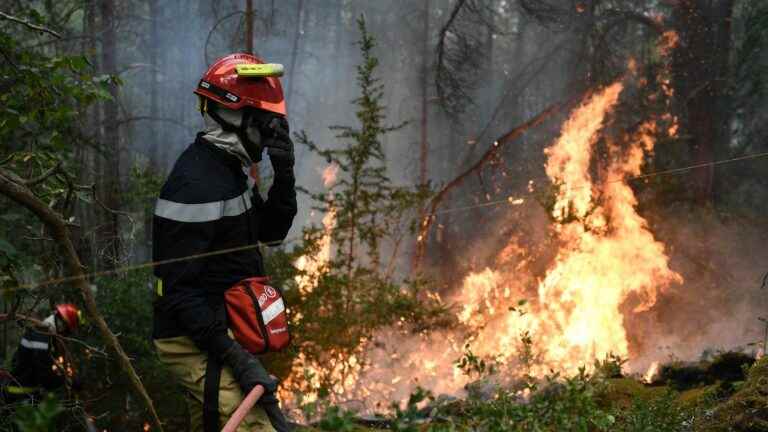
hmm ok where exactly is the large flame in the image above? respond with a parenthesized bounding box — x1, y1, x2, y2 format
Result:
(294, 164, 338, 295)
(454, 82, 682, 375)
(283, 36, 685, 412)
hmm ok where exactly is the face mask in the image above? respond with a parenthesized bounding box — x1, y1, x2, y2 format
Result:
(205, 105, 264, 163)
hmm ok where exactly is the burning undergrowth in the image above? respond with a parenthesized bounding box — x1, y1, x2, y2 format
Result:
(280, 27, 768, 418)
(344, 78, 685, 408)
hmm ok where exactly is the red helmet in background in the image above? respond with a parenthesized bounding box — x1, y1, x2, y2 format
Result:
(194, 53, 286, 116)
(55, 303, 81, 333)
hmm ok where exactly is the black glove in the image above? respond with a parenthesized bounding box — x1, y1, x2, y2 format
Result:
(259, 399, 293, 432)
(263, 117, 294, 178)
(220, 341, 278, 394)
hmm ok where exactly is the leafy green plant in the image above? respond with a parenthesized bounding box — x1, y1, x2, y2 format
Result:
(594, 353, 628, 379)
(317, 405, 358, 432)
(391, 387, 433, 432)
(11, 394, 64, 432)
(437, 369, 615, 432)
(456, 344, 497, 379)
(613, 392, 688, 432)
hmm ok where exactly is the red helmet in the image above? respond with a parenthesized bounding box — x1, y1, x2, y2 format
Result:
(194, 53, 286, 116)
(55, 303, 80, 332)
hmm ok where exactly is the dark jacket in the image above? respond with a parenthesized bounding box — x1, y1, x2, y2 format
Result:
(152, 134, 297, 354)
(10, 327, 65, 391)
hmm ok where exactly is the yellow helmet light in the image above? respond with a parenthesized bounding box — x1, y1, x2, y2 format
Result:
(235, 63, 285, 78)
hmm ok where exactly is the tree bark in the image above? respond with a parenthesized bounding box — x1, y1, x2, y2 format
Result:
(99, 0, 121, 269)
(672, 0, 736, 204)
(419, 0, 431, 189)
(0, 169, 164, 432)
(245, 0, 254, 54)
(146, 0, 161, 251)
(286, 0, 305, 109)
(412, 0, 432, 274)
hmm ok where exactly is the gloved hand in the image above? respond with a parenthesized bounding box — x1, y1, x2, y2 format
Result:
(220, 341, 278, 394)
(263, 117, 294, 178)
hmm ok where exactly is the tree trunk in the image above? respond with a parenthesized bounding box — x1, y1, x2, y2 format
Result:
(672, 0, 735, 204)
(99, 0, 121, 269)
(286, 0, 305, 109)
(413, 0, 431, 274)
(418, 0, 431, 189)
(145, 0, 161, 252)
(245, 0, 254, 54)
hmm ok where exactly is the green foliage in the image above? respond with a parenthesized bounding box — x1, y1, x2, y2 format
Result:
(456, 344, 497, 379)
(694, 357, 768, 431)
(73, 270, 186, 430)
(594, 353, 628, 379)
(429, 370, 615, 431)
(391, 388, 432, 432)
(0, 17, 113, 155)
(125, 161, 163, 211)
(612, 392, 688, 432)
(0, 7, 115, 347)
(11, 394, 64, 432)
(317, 405, 358, 432)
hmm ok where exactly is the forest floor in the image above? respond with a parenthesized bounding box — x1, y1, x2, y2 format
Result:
(295, 353, 768, 432)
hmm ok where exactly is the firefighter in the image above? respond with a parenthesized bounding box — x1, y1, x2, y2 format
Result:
(152, 53, 296, 432)
(1, 303, 81, 404)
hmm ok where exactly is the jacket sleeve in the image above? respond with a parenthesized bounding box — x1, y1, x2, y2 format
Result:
(255, 171, 297, 244)
(153, 182, 233, 354)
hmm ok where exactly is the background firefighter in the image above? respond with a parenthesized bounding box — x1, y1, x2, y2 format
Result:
(152, 53, 297, 432)
(0, 304, 81, 406)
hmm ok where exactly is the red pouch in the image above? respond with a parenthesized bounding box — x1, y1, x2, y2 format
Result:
(224, 277, 291, 354)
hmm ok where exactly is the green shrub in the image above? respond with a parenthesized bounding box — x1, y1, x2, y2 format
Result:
(11, 394, 63, 432)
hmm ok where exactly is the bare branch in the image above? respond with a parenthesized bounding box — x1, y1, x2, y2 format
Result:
(0, 11, 62, 39)
(413, 101, 563, 270)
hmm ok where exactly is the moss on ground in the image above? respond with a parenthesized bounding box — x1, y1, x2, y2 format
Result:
(297, 353, 766, 432)
(598, 378, 669, 409)
(694, 357, 768, 432)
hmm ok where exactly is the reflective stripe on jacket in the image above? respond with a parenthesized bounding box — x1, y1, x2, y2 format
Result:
(10, 328, 64, 391)
(152, 134, 297, 352)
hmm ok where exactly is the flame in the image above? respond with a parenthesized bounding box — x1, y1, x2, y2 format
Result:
(460, 83, 681, 373)
(282, 32, 688, 411)
(321, 163, 339, 188)
(658, 31, 679, 58)
(284, 163, 340, 410)
(294, 164, 338, 295)
(643, 361, 660, 383)
(298, 80, 682, 408)
(294, 208, 335, 296)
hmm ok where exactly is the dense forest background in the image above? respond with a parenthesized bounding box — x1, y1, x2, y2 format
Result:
(1, 0, 768, 431)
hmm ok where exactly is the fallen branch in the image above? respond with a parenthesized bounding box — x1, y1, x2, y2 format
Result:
(413, 102, 563, 271)
(0, 11, 62, 39)
(0, 168, 164, 432)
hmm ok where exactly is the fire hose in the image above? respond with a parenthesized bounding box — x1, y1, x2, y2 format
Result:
(221, 384, 265, 432)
